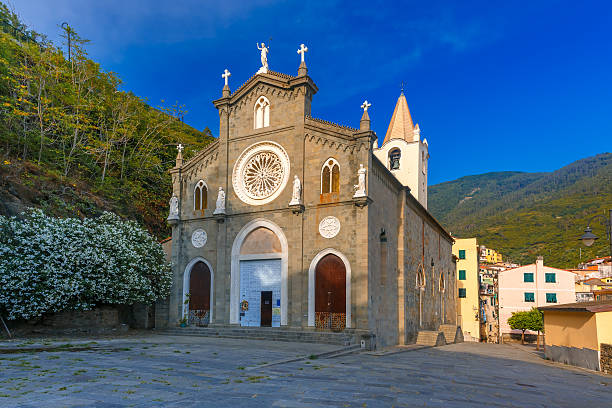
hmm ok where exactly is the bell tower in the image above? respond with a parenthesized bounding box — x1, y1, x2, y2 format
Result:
(373, 90, 429, 208)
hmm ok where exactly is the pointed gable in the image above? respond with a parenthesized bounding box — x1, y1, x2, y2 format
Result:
(383, 92, 415, 144)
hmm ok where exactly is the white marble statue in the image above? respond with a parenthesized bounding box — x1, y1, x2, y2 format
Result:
(257, 42, 269, 73)
(168, 195, 179, 220)
(353, 164, 367, 198)
(213, 186, 226, 214)
(289, 175, 302, 205)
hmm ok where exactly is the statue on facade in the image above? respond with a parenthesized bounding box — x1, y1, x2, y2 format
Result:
(168, 195, 179, 220)
(353, 164, 367, 198)
(256, 42, 269, 73)
(289, 175, 302, 205)
(213, 186, 226, 215)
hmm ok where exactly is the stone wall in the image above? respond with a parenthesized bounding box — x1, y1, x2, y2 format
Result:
(545, 344, 600, 371)
(600, 343, 612, 373)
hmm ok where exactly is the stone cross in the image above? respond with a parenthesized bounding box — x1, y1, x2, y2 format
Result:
(297, 43, 308, 63)
(177, 143, 184, 153)
(361, 100, 371, 112)
(222, 69, 231, 86)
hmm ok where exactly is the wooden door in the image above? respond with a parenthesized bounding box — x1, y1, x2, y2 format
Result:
(315, 254, 346, 330)
(189, 261, 211, 326)
(260, 291, 272, 327)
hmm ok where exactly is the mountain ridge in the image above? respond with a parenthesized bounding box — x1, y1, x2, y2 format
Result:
(428, 152, 612, 268)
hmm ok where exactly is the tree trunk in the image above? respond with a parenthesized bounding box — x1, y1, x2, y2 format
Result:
(536, 331, 540, 351)
(521, 330, 525, 345)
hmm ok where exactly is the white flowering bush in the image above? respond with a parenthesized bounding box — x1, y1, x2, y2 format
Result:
(0, 209, 171, 320)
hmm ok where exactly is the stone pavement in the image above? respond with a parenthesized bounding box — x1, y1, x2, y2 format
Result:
(0, 335, 610, 407)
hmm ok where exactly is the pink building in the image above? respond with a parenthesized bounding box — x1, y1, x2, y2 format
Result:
(499, 256, 575, 336)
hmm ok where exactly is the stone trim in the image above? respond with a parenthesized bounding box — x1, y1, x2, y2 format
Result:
(305, 115, 359, 133)
(182, 257, 215, 323)
(173, 140, 219, 173)
(307, 248, 352, 329)
(230, 218, 289, 326)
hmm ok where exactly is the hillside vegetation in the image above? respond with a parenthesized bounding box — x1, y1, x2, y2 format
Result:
(0, 4, 213, 238)
(429, 153, 612, 269)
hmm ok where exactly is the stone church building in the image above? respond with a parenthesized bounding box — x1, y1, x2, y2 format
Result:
(161, 47, 457, 347)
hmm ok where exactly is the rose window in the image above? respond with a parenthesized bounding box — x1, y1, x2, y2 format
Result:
(232, 141, 290, 206)
(243, 151, 284, 198)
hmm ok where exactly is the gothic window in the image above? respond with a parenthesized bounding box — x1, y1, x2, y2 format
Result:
(321, 158, 340, 194)
(439, 273, 445, 292)
(194, 180, 208, 212)
(416, 265, 426, 289)
(389, 148, 401, 170)
(254, 96, 270, 129)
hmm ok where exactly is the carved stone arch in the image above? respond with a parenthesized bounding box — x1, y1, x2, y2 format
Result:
(308, 248, 352, 329)
(182, 257, 215, 323)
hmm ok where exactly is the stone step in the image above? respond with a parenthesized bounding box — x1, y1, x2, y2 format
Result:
(157, 326, 357, 346)
(416, 330, 446, 347)
(438, 324, 464, 344)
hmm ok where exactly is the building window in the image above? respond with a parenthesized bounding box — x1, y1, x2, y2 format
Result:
(458, 270, 466, 280)
(194, 180, 208, 211)
(254, 96, 270, 129)
(458, 288, 466, 298)
(523, 273, 534, 283)
(524, 292, 535, 302)
(389, 148, 401, 170)
(546, 293, 557, 303)
(458, 250, 466, 259)
(321, 158, 340, 194)
(545, 273, 556, 283)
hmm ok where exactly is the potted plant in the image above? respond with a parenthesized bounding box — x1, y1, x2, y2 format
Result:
(179, 317, 188, 327)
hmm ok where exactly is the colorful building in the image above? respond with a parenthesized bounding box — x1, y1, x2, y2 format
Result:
(540, 300, 612, 372)
(453, 238, 480, 341)
(479, 246, 503, 264)
(498, 256, 575, 341)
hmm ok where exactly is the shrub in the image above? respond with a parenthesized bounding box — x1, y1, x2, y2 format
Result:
(0, 209, 171, 320)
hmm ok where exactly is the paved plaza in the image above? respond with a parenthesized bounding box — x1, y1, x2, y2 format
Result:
(0, 335, 610, 407)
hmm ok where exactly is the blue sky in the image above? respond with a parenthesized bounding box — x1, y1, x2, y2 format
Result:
(12, 0, 612, 184)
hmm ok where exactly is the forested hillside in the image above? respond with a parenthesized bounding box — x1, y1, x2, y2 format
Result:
(0, 4, 213, 238)
(429, 153, 612, 268)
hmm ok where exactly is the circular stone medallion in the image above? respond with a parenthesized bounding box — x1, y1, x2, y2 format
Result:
(232, 141, 290, 206)
(191, 229, 208, 248)
(319, 216, 341, 239)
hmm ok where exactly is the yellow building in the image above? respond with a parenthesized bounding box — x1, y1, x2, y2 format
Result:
(453, 238, 480, 341)
(480, 246, 503, 264)
(540, 300, 612, 372)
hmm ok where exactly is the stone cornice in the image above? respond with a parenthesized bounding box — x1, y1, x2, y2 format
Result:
(213, 72, 318, 111)
(304, 131, 370, 154)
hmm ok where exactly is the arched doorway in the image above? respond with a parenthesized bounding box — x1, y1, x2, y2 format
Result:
(230, 219, 288, 327)
(182, 259, 214, 326)
(315, 254, 346, 331)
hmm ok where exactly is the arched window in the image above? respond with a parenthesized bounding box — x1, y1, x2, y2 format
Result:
(439, 273, 445, 292)
(254, 96, 270, 129)
(416, 265, 426, 289)
(194, 180, 208, 212)
(389, 148, 401, 170)
(321, 158, 340, 194)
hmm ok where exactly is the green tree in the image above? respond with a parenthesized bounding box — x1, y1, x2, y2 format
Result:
(507, 310, 531, 345)
(527, 307, 544, 350)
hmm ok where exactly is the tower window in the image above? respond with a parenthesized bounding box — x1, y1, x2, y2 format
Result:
(254, 96, 270, 129)
(389, 148, 401, 170)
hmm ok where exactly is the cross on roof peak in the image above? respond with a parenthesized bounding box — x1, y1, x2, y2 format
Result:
(361, 100, 371, 112)
(297, 43, 308, 63)
(222, 69, 231, 86)
(177, 143, 184, 153)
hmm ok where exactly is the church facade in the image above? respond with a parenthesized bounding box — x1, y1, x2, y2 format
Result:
(162, 48, 457, 347)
